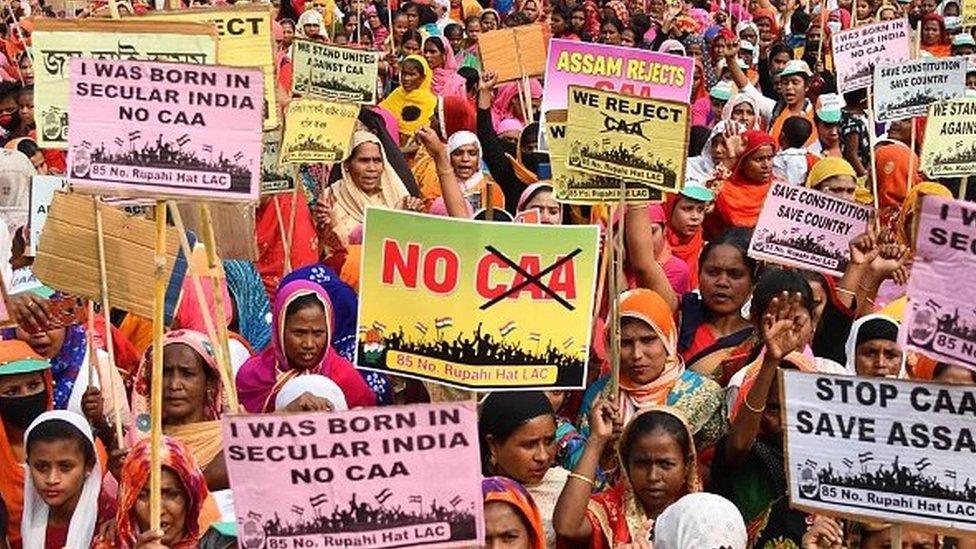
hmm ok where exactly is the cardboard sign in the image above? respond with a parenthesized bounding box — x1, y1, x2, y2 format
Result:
(141, 5, 278, 130)
(280, 99, 359, 164)
(748, 182, 872, 277)
(33, 192, 189, 322)
(66, 58, 263, 201)
(175, 202, 258, 261)
(832, 18, 910, 92)
(223, 403, 484, 549)
(782, 370, 976, 533)
(478, 24, 548, 82)
(566, 86, 689, 193)
(28, 176, 68, 255)
(260, 129, 296, 195)
(356, 209, 599, 390)
(32, 18, 218, 148)
(541, 39, 694, 116)
(291, 40, 379, 104)
(921, 99, 976, 177)
(874, 57, 967, 122)
(899, 196, 976, 370)
(547, 110, 662, 204)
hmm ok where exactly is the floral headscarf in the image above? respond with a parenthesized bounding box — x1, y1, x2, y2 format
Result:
(482, 477, 546, 549)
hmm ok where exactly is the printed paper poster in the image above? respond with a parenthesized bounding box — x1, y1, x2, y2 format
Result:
(356, 209, 599, 390)
(965, 0, 976, 26)
(899, 196, 976, 370)
(748, 182, 872, 277)
(67, 58, 263, 201)
(921, 99, 976, 177)
(292, 40, 380, 104)
(28, 176, 68, 255)
(874, 57, 967, 122)
(261, 129, 296, 195)
(142, 5, 279, 129)
(832, 18, 910, 92)
(782, 370, 976, 533)
(280, 99, 359, 164)
(224, 403, 484, 549)
(32, 18, 217, 148)
(547, 110, 662, 204)
(566, 86, 689, 193)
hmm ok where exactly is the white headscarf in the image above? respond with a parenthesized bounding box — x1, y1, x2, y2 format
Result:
(22, 410, 101, 549)
(722, 92, 763, 130)
(446, 131, 484, 191)
(274, 374, 349, 411)
(297, 9, 328, 39)
(653, 493, 747, 549)
(685, 121, 729, 187)
(843, 314, 906, 377)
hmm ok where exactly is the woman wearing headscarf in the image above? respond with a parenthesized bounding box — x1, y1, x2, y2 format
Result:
(704, 130, 779, 237)
(379, 55, 437, 138)
(223, 260, 272, 353)
(652, 493, 748, 549)
(722, 93, 762, 130)
(297, 9, 329, 41)
(874, 135, 922, 222)
(841, 314, 906, 377)
(482, 477, 546, 549)
(685, 121, 732, 188)
(664, 187, 713, 290)
(516, 183, 562, 225)
(554, 406, 702, 548)
(429, 131, 504, 215)
(921, 12, 951, 56)
(236, 278, 377, 413)
(490, 80, 543, 131)
(895, 181, 952, 248)
(422, 36, 468, 99)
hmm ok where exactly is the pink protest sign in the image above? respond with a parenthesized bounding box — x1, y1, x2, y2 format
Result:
(831, 18, 910, 92)
(541, 39, 693, 115)
(899, 196, 976, 371)
(67, 58, 262, 202)
(223, 402, 484, 549)
(747, 182, 871, 277)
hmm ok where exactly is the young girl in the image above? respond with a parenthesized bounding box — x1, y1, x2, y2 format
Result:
(22, 410, 111, 549)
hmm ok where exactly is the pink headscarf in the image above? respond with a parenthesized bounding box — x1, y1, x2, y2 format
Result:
(425, 36, 468, 99)
(491, 79, 543, 130)
(172, 275, 233, 333)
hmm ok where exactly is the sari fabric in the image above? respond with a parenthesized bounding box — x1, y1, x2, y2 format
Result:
(664, 194, 706, 290)
(424, 36, 468, 99)
(378, 55, 437, 136)
(256, 188, 320, 298)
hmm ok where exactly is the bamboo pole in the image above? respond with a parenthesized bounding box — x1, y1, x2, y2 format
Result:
(273, 197, 292, 274)
(93, 197, 124, 449)
(867, 93, 882, 227)
(200, 204, 238, 408)
(286, 189, 299, 275)
(149, 200, 168, 533)
(86, 300, 97, 388)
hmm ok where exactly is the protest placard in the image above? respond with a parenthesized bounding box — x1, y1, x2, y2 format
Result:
(547, 110, 662, 203)
(32, 18, 218, 148)
(541, 39, 694, 115)
(66, 58, 263, 201)
(291, 40, 379, 104)
(356, 209, 599, 390)
(832, 18, 910, 92)
(28, 176, 67, 256)
(965, 0, 976, 26)
(478, 24, 547, 82)
(176, 202, 258, 261)
(747, 182, 872, 277)
(920, 99, 976, 177)
(781, 370, 976, 533)
(33, 192, 188, 323)
(142, 5, 278, 129)
(223, 402, 484, 548)
(260, 129, 295, 195)
(874, 57, 967, 122)
(898, 196, 976, 370)
(280, 99, 359, 164)
(566, 86, 689, 193)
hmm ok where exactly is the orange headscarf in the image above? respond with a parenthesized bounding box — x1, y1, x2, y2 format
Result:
(664, 194, 705, 289)
(712, 130, 777, 229)
(482, 477, 546, 549)
(615, 289, 684, 409)
(874, 142, 920, 220)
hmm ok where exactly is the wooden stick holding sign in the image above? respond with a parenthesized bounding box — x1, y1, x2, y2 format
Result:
(200, 204, 238, 407)
(907, 22, 921, 190)
(273, 197, 292, 274)
(286, 188, 299, 276)
(149, 200, 168, 534)
(92, 197, 125, 449)
(817, 0, 828, 66)
(866, 93, 882, 221)
(86, 300, 96, 388)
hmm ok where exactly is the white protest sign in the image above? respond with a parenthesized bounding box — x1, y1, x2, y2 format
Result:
(874, 57, 967, 122)
(832, 18, 910, 92)
(781, 370, 976, 533)
(28, 176, 68, 255)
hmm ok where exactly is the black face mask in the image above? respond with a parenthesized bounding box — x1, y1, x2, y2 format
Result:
(0, 390, 47, 430)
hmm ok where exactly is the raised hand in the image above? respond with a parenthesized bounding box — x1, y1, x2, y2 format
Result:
(762, 291, 807, 361)
(848, 215, 880, 267)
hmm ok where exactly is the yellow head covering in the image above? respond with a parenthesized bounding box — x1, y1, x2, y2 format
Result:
(378, 55, 437, 137)
(896, 182, 952, 247)
(806, 157, 856, 189)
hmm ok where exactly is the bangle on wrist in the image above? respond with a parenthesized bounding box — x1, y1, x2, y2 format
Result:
(568, 472, 596, 487)
(743, 394, 766, 414)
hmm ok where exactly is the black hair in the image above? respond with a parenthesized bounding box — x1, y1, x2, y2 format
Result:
(508, 11, 533, 25)
(551, 5, 569, 22)
(401, 29, 423, 49)
(416, 3, 438, 25)
(688, 125, 711, 157)
(15, 138, 39, 159)
(699, 228, 757, 278)
(620, 410, 691, 468)
(935, 362, 976, 383)
(601, 16, 623, 34)
(768, 41, 794, 63)
(478, 392, 554, 474)
(285, 292, 325, 319)
(791, 9, 811, 34)
(781, 116, 813, 149)
(0, 82, 20, 103)
(464, 14, 480, 26)
(750, 268, 815, 324)
(631, 14, 651, 40)
(400, 55, 424, 75)
(27, 419, 96, 468)
(843, 88, 867, 106)
(280, 18, 296, 29)
(458, 66, 480, 95)
(444, 22, 463, 38)
(424, 35, 447, 54)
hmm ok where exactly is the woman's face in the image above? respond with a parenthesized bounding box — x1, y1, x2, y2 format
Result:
(922, 0, 938, 13)
(741, 144, 774, 182)
(818, 174, 857, 202)
(551, 12, 567, 35)
(626, 430, 687, 518)
(712, 36, 728, 57)
(161, 343, 211, 426)
(691, 64, 703, 93)
(18, 58, 32, 85)
(0, 371, 45, 399)
(405, 6, 420, 29)
(922, 19, 941, 45)
(135, 467, 188, 546)
(730, 100, 757, 128)
(484, 501, 532, 549)
(447, 29, 465, 53)
(648, 0, 665, 16)
(303, 23, 321, 37)
(400, 63, 422, 90)
(770, 51, 791, 75)
(855, 339, 903, 377)
(15, 326, 66, 359)
(488, 416, 556, 486)
(523, 0, 538, 21)
(756, 17, 773, 40)
(817, 120, 840, 148)
(934, 364, 976, 385)
(570, 9, 585, 30)
(450, 143, 480, 180)
(283, 303, 329, 370)
(946, 1, 960, 15)
(709, 97, 726, 120)
(686, 42, 702, 61)
(393, 14, 409, 41)
(620, 29, 637, 47)
(466, 19, 481, 42)
(780, 75, 807, 107)
(28, 437, 90, 510)
(710, 134, 727, 164)
(401, 38, 422, 58)
(482, 12, 498, 31)
(620, 318, 668, 385)
(523, 190, 561, 225)
(670, 197, 706, 239)
(600, 23, 621, 45)
(423, 40, 446, 70)
(856, 0, 873, 20)
(281, 23, 295, 47)
(699, 245, 752, 316)
(740, 27, 758, 45)
(879, 7, 896, 19)
(367, 11, 381, 29)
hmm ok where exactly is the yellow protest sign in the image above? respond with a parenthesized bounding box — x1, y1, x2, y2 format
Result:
(920, 98, 976, 178)
(280, 99, 359, 164)
(566, 85, 689, 194)
(33, 19, 217, 148)
(964, 0, 976, 27)
(141, 5, 278, 129)
(292, 40, 379, 104)
(548, 109, 663, 204)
